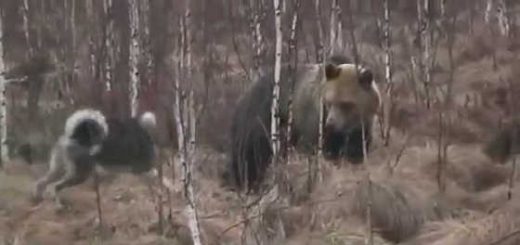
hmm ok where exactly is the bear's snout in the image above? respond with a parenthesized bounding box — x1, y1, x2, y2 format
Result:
(323, 125, 346, 160)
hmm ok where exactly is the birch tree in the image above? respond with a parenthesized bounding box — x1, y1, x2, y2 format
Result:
(329, 0, 343, 54)
(440, 0, 447, 18)
(0, 14, 8, 165)
(22, 0, 33, 56)
(129, 0, 140, 117)
(285, 0, 301, 156)
(382, 0, 393, 146)
(314, 0, 324, 185)
(345, 3, 372, 244)
(175, 4, 202, 244)
(314, 0, 324, 63)
(87, 0, 97, 84)
(103, 0, 114, 92)
(272, 2, 286, 241)
(485, 0, 494, 24)
(271, 0, 283, 161)
(422, 0, 433, 109)
(497, 0, 510, 36)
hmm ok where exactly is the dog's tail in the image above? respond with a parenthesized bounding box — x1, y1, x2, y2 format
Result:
(139, 111, 157, 133)
(64, 108, 109, 154)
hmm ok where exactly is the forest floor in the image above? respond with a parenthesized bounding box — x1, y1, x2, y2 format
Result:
(0, 138, 518, 245)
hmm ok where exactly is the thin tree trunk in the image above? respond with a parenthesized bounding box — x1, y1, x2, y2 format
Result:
(365, 176, 373, 245)
(382, 0, 393, 146)
(485, 0, 494, 24)
(177, 5, 202, 244)
(103, 0, 114, 92)
(285, 0, 301, 157)
(271, 0, 283, 160)
(422, 0, 433, 109)
(507, 79, 517, 200)
(93, 170, 104, 228)
(249, 0, 265, 81)
(62, 0, 76, 102)
(440, 0, 447, 18)
(346, 3, 372, 244)
(22, 0, 42, 119)
(141, 0, 153, 87)
(329, 0, 343, 54)
(314, 0, 324, 63)
(129, 0, 140, 117)
(87, 0, 97, 84)
(497, 0, 510, 36)
(22, 0, 33, 56)
(314, 0, 324, 185)
(0, 14, 8, 165)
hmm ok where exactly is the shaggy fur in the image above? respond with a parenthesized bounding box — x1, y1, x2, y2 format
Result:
(228, 56, 381, 191)
(352, 180, 424, 243)
(33, 108, 170, 206)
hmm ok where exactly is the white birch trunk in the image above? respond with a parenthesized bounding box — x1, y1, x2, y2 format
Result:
(141, 0, 153, 86)
(497, 0, 510, 36)
(271, 0, 282, 159)
(425, 0, 433, 109)
(70, 0, 76, 54)
(329, 0, 343, 54)
(345, 4, 371, 244)
(383, 0, 392, 86)
(129, 0, 140, 117)
(314, 0, 323, 147)
(382, 0, 393, 145)
(417, 0, 432, 108)
(103, 0, 114, 92)
(440, 0, 446, 18)
(178, 6, 202, 245)
(87, 0, 96, 80)
(0, 15, 8, 164)
(315, 0, 324, 183)
(485, 0, 494, 24)
(22, 0, 32, 56)
(314, 0, 324, 64)
(65, 0, 76, 101)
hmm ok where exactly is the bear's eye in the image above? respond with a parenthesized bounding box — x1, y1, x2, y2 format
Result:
(338, 102, 355, 112)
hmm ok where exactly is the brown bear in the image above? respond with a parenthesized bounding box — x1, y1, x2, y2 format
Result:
(228, 56, 381, 191)
(482, 120, 520, 163)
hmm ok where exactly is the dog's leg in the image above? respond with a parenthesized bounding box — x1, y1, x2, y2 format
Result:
(33, 150, 65, 203)
(50, 157, 92, 209)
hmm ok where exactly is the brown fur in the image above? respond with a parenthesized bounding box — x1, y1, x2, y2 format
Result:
(483, 120, 520, 163)
(351, 179, 424, 243)
(228, 59, 381, 191)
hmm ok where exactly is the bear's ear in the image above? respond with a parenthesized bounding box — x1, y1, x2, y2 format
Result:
(325, 64, 341, 80)
(358, 68, 373, 87)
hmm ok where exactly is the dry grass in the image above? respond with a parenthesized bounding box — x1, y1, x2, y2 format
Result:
(406, 208, 520, 245)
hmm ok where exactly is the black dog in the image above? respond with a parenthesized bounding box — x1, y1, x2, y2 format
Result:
(33, 108, 173, 206)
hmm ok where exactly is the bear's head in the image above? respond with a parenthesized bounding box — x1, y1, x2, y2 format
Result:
(322, 62, 381, 145)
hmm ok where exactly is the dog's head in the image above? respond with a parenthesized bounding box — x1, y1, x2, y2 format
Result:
(64, 109, 108, 153)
